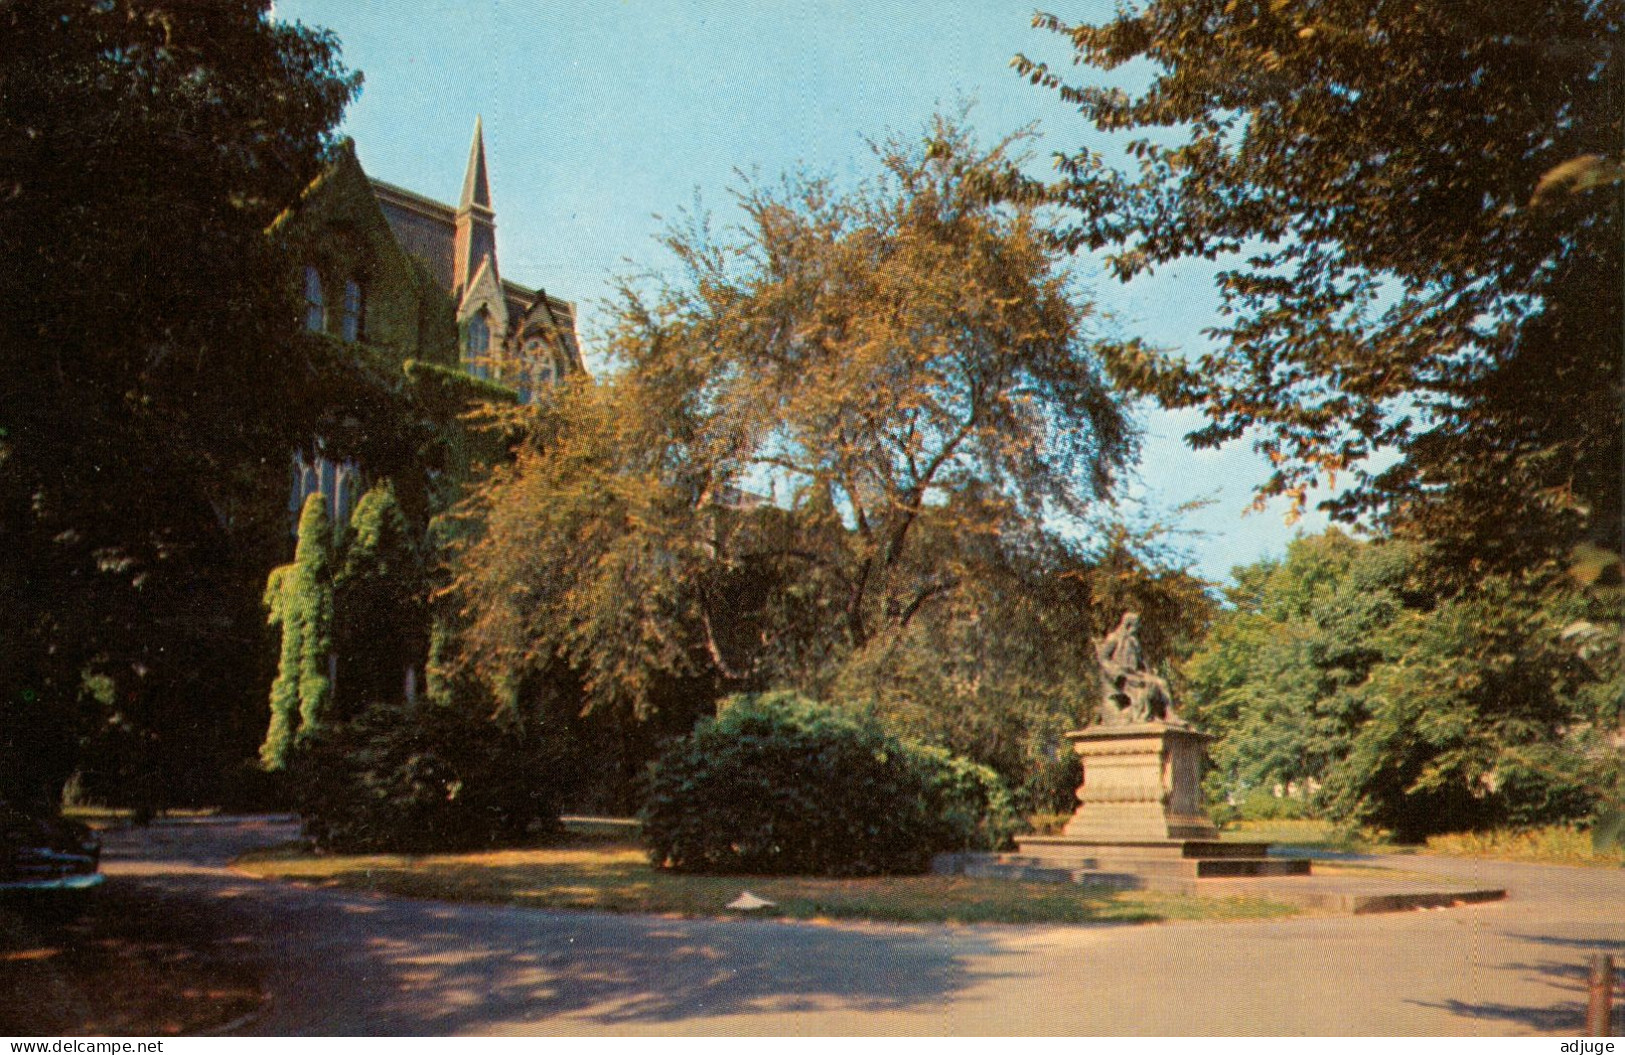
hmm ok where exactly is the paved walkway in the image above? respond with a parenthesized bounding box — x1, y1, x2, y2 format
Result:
(98, 818, 1624, 1036)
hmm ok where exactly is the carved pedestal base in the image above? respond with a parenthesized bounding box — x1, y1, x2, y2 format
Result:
(1009, 723, 1309, 883)
(1058, 722, 1217, 842)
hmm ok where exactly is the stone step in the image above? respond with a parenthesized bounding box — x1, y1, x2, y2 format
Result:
(1191, 857, 1311, 878)
(939, 852, 1508, 912)
(1014, 837, 1284, 862)
(1178, 841, 1275, 859)
(935, 850, 1505, 914)
(943, 856, 1145, 890)
(994, 852, 1308, 879)
(934, 851, 1310, 887)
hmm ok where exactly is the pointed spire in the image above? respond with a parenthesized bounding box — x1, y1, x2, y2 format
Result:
(453, 116, 498, 296)
(459, 115, 492, 213)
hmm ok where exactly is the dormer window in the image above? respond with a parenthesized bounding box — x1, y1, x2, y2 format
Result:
(304, 267, 325, 332)
(341, 279, 363, 342)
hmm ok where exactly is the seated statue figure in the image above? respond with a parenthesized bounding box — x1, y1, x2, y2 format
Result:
(1094, 611, 1184, 726)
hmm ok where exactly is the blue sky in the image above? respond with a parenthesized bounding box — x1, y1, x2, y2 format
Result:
(274, 0, 1343, 585)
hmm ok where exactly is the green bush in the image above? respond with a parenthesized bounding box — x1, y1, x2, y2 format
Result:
(289, 702, 568, 853)
(640, 691, 1016, 876)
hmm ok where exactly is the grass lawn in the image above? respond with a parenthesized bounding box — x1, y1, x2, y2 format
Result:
(0, 883, 263, 1036)
(233, 837, 1300, 926)
(1424, 825, 1625, 868)
(1221, 818, 1625, 868)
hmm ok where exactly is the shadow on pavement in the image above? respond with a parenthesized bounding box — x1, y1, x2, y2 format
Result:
(1405, 998, 1587, 1034)
(1505, 933, 1625, 954)
(1408, 953, 1620, 1036)
(123, 863, 1019, 1034)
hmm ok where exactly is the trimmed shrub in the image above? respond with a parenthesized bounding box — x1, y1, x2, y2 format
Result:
(640, 691, 1016, 875)
(289, 702, 568, 853)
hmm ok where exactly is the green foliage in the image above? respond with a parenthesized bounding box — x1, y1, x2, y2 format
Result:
(0, 1, 357, 806)
(260, 565, 300, 772)
(1185, 530, 1389, 800)
(640, 692, 1016, 876)
(402, 359, 519, 412)
(906, 742, 1022, 857)
(288, 700, 568, 853)
(1020, 0, 1621, 577)
(1186, 530, 1621, 839)
(260, 495, 335, 769)
(1326, 581, 1619, 837)
(333, 482, 426, 714)
(1209, 788, 1312, 828)
(1428, 824, 1625, 868)
(827, 521, 1212, 813)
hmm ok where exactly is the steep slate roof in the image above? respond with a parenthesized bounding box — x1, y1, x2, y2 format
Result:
(371, 179, 457, 293)
(504, 279, 586, 373)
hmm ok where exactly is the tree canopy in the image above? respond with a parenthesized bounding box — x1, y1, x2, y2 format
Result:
(1018, 0, 1621, 578)
(0, 1, 358, 806)
(1185, 530, 1621, 838)
(443, 122, 1155, 802)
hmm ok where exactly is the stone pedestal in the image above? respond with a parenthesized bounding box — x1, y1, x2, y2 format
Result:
(977, 721, 1315, 887)
(1057, 722, 1218, 841)
(1010, 721, 1308, 883)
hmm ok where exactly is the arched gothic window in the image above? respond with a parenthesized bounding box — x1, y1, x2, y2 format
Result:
(333, 461, 360, 526)
(289, 450, 363, 536)
(341, 279, 363, 342)
(291, 453, 318, 514)
(304, 267, 325, 332)
(464, 310, 491, 379)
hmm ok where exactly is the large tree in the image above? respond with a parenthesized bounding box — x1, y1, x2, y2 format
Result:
(1018, 1, 1621, 578)
(444, 122, 1139, 792)
(0, 1, 358, 807)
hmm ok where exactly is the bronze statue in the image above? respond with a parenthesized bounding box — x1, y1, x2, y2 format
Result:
(1095, 612, 1184, 726)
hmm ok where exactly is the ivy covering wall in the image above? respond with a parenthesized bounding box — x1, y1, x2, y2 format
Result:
(271, 141, 458, 370)
(261, 493, 335, 770)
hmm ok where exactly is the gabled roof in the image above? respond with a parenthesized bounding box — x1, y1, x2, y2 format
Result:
(459, 254, 504, 320)
(511, 283, 585, 372)
(502, 279, 576, 323)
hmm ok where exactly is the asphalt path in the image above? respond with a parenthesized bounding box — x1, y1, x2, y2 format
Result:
(97, 817, 1624, 1036)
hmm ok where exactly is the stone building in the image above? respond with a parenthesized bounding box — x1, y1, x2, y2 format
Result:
(371, 116, 583, 399)
(280, 118, 582, 525)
